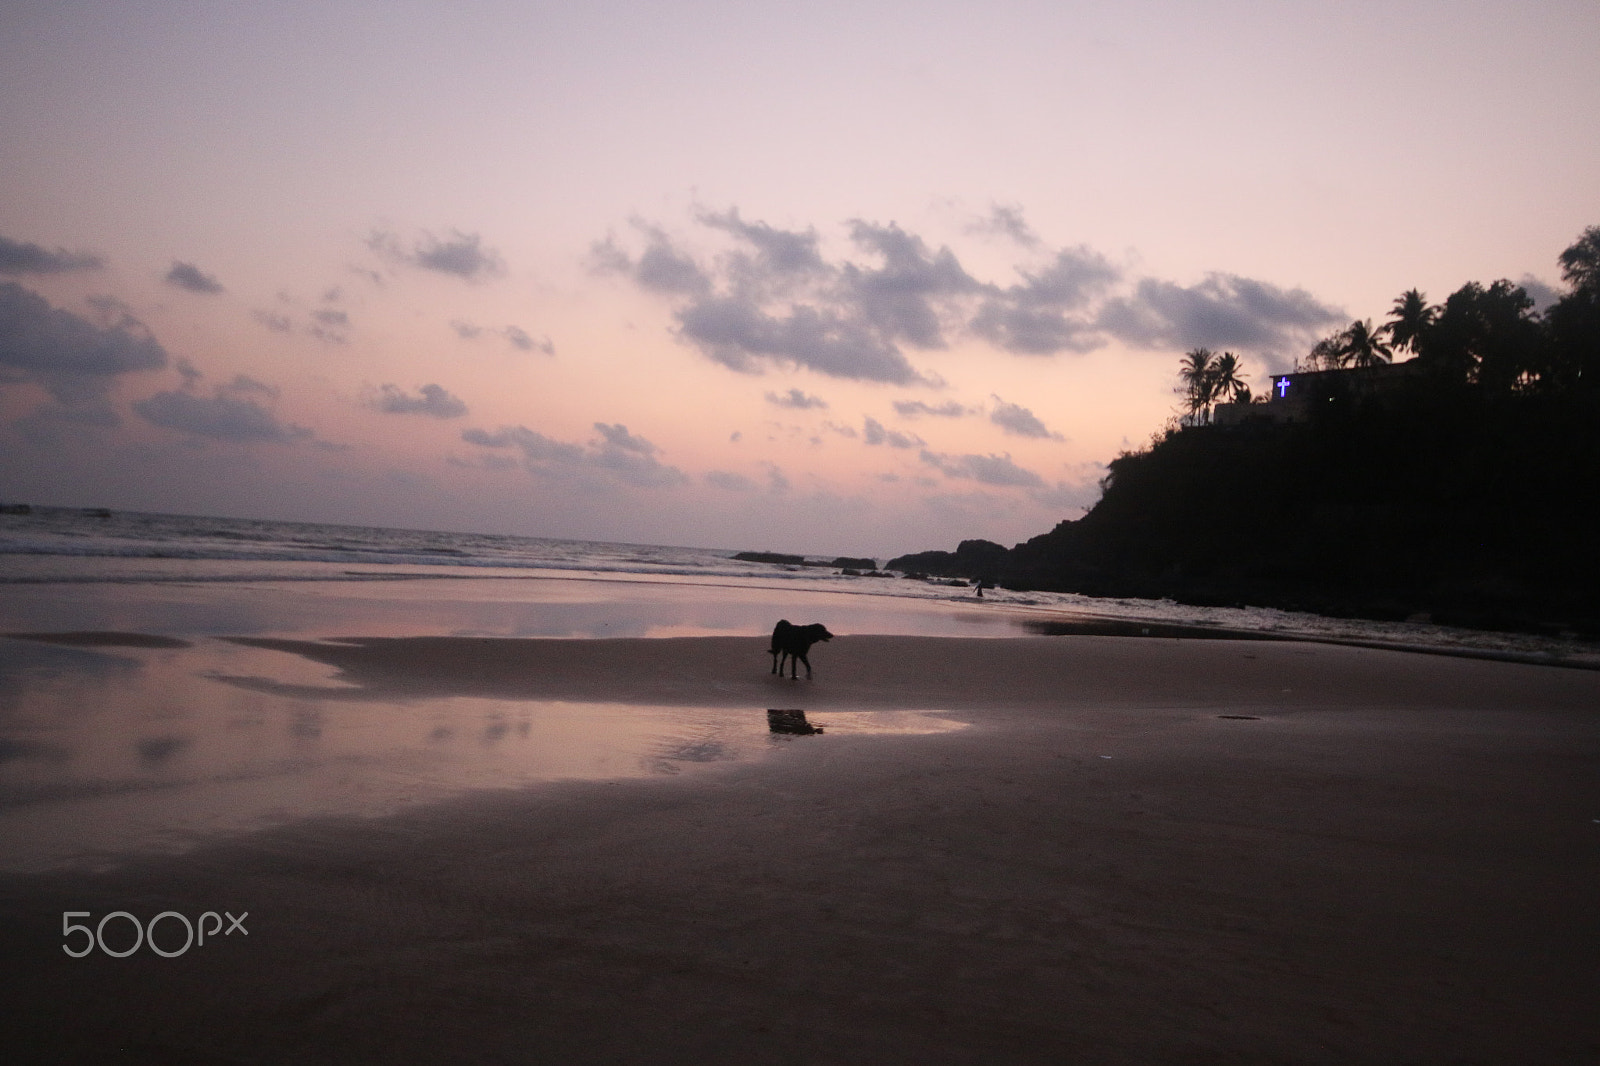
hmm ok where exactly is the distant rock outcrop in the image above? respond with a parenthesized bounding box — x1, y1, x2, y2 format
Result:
(886, 539, 1007, 580)
(734, 551, 807, 566)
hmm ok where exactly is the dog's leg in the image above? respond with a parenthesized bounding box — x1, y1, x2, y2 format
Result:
(799, 651, 812, 680)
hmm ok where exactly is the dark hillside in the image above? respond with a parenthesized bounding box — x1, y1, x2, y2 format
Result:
(1000, 387, 1600, 632)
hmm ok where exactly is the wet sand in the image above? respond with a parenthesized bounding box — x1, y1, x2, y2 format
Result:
(3, 633, 1599, 1063)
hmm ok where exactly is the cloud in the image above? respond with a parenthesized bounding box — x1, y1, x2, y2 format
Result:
(368, 383, 468, 419)
(463, 422, 687, 489)
(841, 220, 983, 349)
(307, 307, 349, 344)
(452, 319, 553, 354)
(893, 399, 972, 418)
(135, 379, 309, 443)
(1518, 274, 1561, 314)
(225, 374, 277, 398)
(250, 299, 350, 342)
(164, 261, 224, 294)
(676, 296, 927, 383)
(697, 207, 826, 278)
(765, 388, 827, 410)
(368, 228, 506, 281)
(862, 416, 924, 449)
(0, 236, 102, 275)
(599, 214, 942, 383)
(989, 396, 1063, 440)
(463, 425, 584, 463)
(705, 469, 757, 492)
(1097, 273, 1342, 355)
(253, 309, 293, 334)
(1029, 480, 1099, 511)
(821, 420, 858, 439)
(919, 449, 1045, 488)
(593, 421, 655, 455)
(502, 325, 553, 354)
(591, 223, 710, 296)
(605, 207, 1346, 376)
(968, 204, 1041, 248)
(968, 247, 1120, 355)
(0, 282, 167, 406)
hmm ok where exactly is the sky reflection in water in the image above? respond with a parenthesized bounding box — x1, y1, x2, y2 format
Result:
(0, 571, 1020, 642)
(0, 577, 974, 871)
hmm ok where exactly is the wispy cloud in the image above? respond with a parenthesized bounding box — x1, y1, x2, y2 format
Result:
(462, 421, 687, 489)
(164, 261, 224, 294)
(894, 399, 973, 419)
(0, 235, 102, 275)
(367, 383, 468, 419)
(368, 228, 506, 281)
(919, 449, 1045, 488)
(135, 374, 310, 444)
(452, 319, 553, 354)
(989, 396, 1063, 440)
(862, 416, 924, 449)
(764, 388, 828, 410)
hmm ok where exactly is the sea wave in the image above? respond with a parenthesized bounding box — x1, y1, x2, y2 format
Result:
(3, 504, 1596, 666)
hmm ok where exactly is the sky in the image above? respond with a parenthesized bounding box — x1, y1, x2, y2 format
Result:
(2, 0, 1597, 558)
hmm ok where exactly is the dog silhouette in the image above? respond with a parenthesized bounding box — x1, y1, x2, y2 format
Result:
(769, 620, 833, 679)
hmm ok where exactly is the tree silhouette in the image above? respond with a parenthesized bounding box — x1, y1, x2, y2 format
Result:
(1425, 281, 1541, 391)
(1557, 225, 1600, 295)
(1176, 347, 1219, 424)
(1211, 351, 1252, 402)
(1384, 289, 1437, 357)
(1546, 228, 1600, 390)
(1341, 319, 1394, 368)
(1306, 331, 1345, 369)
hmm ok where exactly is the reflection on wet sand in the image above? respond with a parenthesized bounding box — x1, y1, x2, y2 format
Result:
(768, 708, 823, 735)
(0, 572, 1027, 643)
(0, 635, 965, 872)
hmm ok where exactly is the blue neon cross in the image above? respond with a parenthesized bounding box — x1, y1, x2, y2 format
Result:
(1275, 377, 1291, 397)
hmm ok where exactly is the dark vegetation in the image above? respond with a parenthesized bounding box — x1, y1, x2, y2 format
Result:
(889, 226, 1600, 636)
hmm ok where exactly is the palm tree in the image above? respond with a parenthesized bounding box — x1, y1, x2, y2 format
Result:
(1384, 289, 1436, 357)
(1341, 319, 1393, 368)
(1176, 347, 1218, 424)
(1210, 350, 1251, 402)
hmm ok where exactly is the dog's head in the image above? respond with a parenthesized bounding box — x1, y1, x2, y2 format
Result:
(815, 625, 834, 642)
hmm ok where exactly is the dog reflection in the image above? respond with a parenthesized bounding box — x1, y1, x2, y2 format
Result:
(767, 709, 824, 735)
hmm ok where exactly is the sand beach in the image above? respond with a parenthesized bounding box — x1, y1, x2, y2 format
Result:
(2, 577, 1598, 1063)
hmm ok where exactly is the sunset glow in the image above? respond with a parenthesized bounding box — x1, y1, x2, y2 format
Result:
(4, 0, 1597, 556)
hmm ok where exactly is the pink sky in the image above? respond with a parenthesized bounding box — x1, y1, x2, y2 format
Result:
(3, 0, 1597, 557)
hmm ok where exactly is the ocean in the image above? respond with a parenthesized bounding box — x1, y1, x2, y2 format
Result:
(2, 504, 1595, 666)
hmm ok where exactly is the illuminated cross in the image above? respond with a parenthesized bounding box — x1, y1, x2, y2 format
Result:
(1275, 376, 1291, 398)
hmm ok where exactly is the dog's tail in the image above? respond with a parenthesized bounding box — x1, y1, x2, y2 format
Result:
(768, 619, 791, 656)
